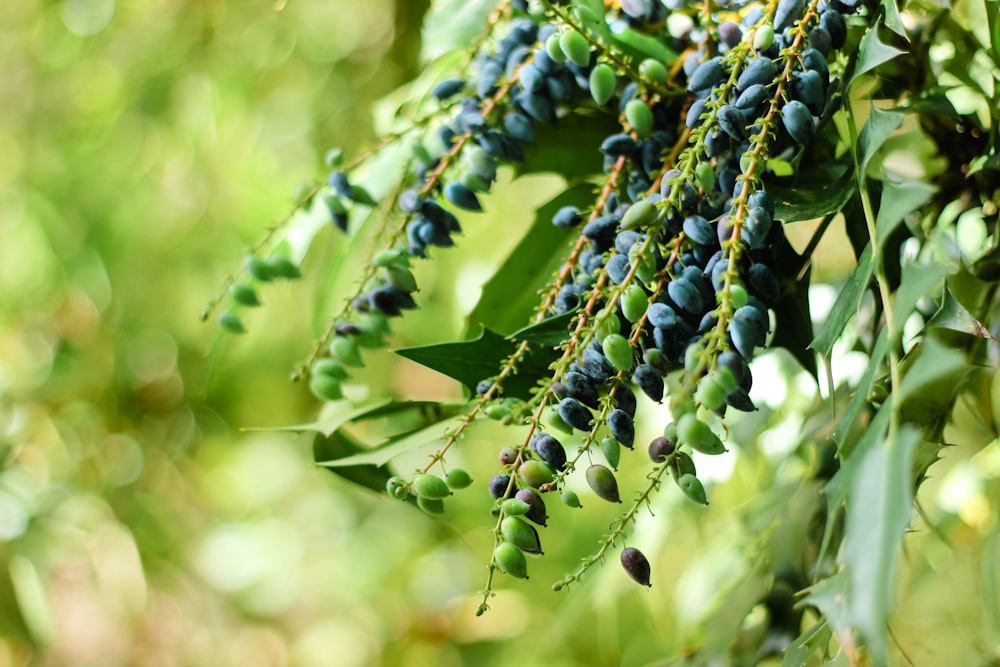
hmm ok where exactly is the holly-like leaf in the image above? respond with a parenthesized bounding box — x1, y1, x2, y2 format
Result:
(396, 327, 559, 399)
(897, 335, 971, 423)
(810, 243, 874, 360)
(315, 412, 467, 469)
(510, 308, 578, 346)
(927, 285, 995, 339)
(473, 183, 595, 334)
(852, 26, 906, 86)
(875, 178, 935, 244)
(771, 167, 855, 223)
(312, 430, 397, 495)
(781, 621, 834, 667)
(420, 0, 495, 62)
(857, 105, 905, 179)
(892, 262, 952, 331)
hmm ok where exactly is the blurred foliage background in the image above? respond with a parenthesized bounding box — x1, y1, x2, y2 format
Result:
(1, 1, 999, 666)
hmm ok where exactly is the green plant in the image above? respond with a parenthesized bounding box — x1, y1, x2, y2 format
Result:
(207, 0, 1000, 663)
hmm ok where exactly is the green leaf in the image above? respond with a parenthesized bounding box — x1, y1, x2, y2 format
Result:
(840, 425, 918, 667)
(892, 262, 952, 331)
(875, 178, 935, 245)
(609, 23, 679, 62)
(829, 328, 890, 458)
(987, 0, 1000, 68)
(897, 335, 971, 422)
(800, 573, 852, 649)
(927, 285, 995, 339)
(771, 167, 855, 223)
(852, 26, 906, 85)
(473, 183, 594, 334)
(880, 0, 907, 37)
(312, 431, 398, 494)
(9, 556, 54, 647)
(509, 308, 578, 346)
(420, 0, 495, 62)
(781, 621, 834, 667)
(315, 413, 466, 469)
(810, 243, 874, 359)
(514, 112, 614, 180)
(857, 106, 905, 179)
(396, 327, 560, 399)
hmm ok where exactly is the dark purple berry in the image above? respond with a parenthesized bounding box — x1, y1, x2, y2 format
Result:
(621, 547, 651, 586)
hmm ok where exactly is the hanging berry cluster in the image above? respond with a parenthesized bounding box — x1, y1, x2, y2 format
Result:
(207, 0, 881, 613)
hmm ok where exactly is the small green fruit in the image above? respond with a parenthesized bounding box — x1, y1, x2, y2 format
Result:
(518, 460, 555, 489)
(229, 282, 260, 307)
(386, 476, 410, 499)
(331, 336, 364, 368)
(601, 436, 621, 470)
(312, 358, 349, 381)
(586, 464, 621, 503)
(501, 516, 543, 554)
(412, 473, 452, 500)
(602, 334, 633, 372)
(620, 284, 649, 323)
(589, 63, 617, 105)
(267, 254, 301, 279)
(639, 58, 668, 85)
(218, 311, 246, 334)
(309, 374, 343, 402)
(494, 542, 528, 579)
(678, 473, 709, 505)
(559, 30, 591, 68)
(417, 496, 445, 514)
(502, 498, 531, 516)
(625, 99, 654, 138)
(677, 414, 726, 455)
(445, 468, 473, 490)
(561, 489, 583, 508)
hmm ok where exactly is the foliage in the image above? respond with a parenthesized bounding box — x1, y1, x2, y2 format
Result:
(3, 0, 1000, 665)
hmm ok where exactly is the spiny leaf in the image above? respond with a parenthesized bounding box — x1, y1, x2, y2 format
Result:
(809, 243, 874, 360)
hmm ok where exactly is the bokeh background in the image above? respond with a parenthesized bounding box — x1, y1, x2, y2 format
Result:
(1, 2, 999, 666)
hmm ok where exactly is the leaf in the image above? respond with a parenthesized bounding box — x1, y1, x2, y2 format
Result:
(396, 327, 560, 399)
(809, 243, 874, 359)
(473, 183, 595, 334)
(840, 425, 918, 667)
(897, 335, 971, 423)
(514, 112, 615, 180)
(420, 0, 495, 62)
(880, 0, 907, 37)
(771, 167, 855, 223)
(509, 308, 578, 346)
(772, 259, 817, 378)
(609, 23, 679, 62)
(987, 0, 1000, 68)
(781, 621, 834, 667)
(315, 413, 466, 468)
(927, 285, 995, 339)
(9, 556, 54, 647)
(875, 178, 935, 245)
(312, 431, 396, 494)
(800, 573, 852, 649)
(891, 262, 952, 331)
(249, 399, 466, 437)
(829, 328, 890, 457)
(857, 105, 905, 179)
(852, 26, 906, 85)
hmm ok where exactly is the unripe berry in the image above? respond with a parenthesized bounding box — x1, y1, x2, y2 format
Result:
(445, 468, 473, 490)
(501, 516, 543, 554)
(586, 464, 621, 503)
(494, 542, 528, 579)
(413, 473, 452, 500)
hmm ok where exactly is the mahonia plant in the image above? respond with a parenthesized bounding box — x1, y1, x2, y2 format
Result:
(206, 0, 1000, 662)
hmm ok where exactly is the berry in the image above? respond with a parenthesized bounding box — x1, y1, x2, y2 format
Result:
(494, 542, 529, 579)
(586, 464, 621, 503)
(620, 547, 652, 586)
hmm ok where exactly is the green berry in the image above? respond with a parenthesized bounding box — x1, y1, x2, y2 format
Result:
(229, 282, 260, 307)
(678, 473, 708, 505)
(670, 450, 697, 481)
(309, 374, 343, 402)
(560, 30, 591, 68)
(696, 161, 716, 192)
(589, 63, 617, 105)
(445, 468, 473, 490)
(373, 248, 406, 267)
(713, 366, 738, 394)
(494, 542, 528, 579)
(417, 496, 445, 514)
(602, 334, 633, 372)
(312, 358, 349, 380)
(586, 464, 621, 503)
(518, 460, 555, 489)
(561, 489, 583, 508)
(545, 32, 568, 64)
(502, 498, 531, 516)
(728, 283, 748, 308)
(244, 255, 274, 282)
(331, 336, 364, 368)
(383, 265, 417, 293)
(324, 147, 344, 168)
(639, 58, 668, 85)
(677, 414, 726, 455)
(218, 311, 246, 334)
(621, 199, 657, 231)
(625, 99, 654, 138)
(753, 25, 775, 51)
(696, 375, 727, 411)
(501, 516, 543, 554)
(412, 473, 451, 500)
(267, 254, 301, 279)
(620, 284, 649, 323)
(601, 436, 621, 470)
(386, 476, 409, 499)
